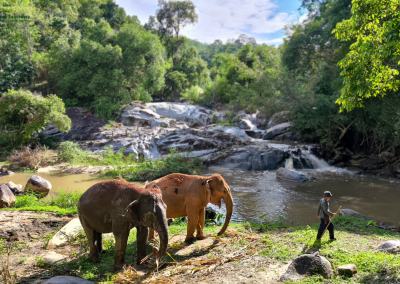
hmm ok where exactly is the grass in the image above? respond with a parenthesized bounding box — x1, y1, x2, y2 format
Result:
(6, 216, 397, 283)
(104, 150, 204, 181)
(1, 190, 82, 216)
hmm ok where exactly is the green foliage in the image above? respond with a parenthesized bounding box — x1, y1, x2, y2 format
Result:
(0, 53, 36, 93)
(105, 149, 204, 181)
(5, 190, 82, 216)
(0, 89, 71, 146)
(334, 0, 400, 111)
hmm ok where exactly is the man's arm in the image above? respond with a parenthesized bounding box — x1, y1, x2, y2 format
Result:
(317, 200, 321, 218)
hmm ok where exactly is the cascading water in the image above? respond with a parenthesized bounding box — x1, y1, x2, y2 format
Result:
(285, 157, 294, 170)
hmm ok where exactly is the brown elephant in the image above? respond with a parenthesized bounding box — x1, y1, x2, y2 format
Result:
(78, 180, 169, 270)
(144, 173, 233, 241)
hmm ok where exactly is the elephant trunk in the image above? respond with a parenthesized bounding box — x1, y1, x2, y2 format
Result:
(152, 209, 169, 258)
(218, 189, 234, 236)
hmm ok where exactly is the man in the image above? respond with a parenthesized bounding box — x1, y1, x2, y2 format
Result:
(316, 191, 337, 241)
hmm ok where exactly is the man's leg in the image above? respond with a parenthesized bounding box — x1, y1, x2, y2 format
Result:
(316, 219, 325, 240)
(328, 222, 335, 239)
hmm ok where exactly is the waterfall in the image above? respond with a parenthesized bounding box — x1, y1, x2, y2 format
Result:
(241, 118, 257, 130)
(285, 157, 294, 170)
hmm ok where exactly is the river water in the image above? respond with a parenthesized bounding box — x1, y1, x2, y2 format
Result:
(1, 160, 399, 227)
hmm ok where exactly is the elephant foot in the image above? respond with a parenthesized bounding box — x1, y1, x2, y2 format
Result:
(90, 255, 101, 263)
(196, 235, 206, 240)
(184, 236, 197, 243)
(113, 262, 126, 270)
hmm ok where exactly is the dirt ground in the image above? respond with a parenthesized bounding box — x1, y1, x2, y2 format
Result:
(0, 211, 74, 284)
(0, 211, 291, 284)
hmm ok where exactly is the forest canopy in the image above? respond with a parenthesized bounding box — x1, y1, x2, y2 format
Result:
(1, 0, 400, 155)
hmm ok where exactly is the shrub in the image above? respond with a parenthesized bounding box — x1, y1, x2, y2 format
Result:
(0, 89, 71, 147)
(7, 146, 48, 170)
(58, 141, 88, 163)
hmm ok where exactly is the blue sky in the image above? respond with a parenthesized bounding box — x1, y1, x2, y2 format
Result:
(116, 0, 306, 45)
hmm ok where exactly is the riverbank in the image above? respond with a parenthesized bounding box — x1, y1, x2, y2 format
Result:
(0, 210, 399, 283)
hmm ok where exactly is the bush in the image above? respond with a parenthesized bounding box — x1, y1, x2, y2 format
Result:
(7, 146, 48, 170)
(105, 149, 204, 181)
(0, 89, 71, 147)
(58, 141, 88, 163)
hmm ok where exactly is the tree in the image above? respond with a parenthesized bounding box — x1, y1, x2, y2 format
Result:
(0, 53, 36, 93)
(156, 0, 198, 66)
(0, 89, 71, 146)
(334, 0, 400, 111)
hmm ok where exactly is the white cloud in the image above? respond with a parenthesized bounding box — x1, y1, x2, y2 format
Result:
(117, 0, 299, 44)
(182, 0, 296, 43)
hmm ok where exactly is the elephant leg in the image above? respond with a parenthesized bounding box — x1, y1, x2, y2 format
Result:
(148, 227, 155, 241)
(80, 217, 100, 263)
(136, 226, 149, 265)
(196, 207, 206, 240)
(113, 221, 130, 270)
(186, 206, 200, 242)
(95, 231, 106, 253)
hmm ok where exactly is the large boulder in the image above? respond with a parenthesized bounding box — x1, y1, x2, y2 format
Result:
(120, 103, 177, 128)
(268, 111, 289, 128)
(238, 119, 253, 129)
(147, 102, 212, 127)
(6, 181, 24, 195)
(276, 167, 308, 183)
(339, 209, 369, 219)
(244, 130, 262, 139)
(282, 253, 333, 281)
(375, 240, 400, 253)
(0, 167, 15, 176)
(47, 218, 83, 249)
(25, 175, 52, 197)
(262, 122, 293, 140)
(338, 264, 357, 277)
(221, 147, 289, 171)
(0, 184, 16, 208)
(256, 113, 269, 129)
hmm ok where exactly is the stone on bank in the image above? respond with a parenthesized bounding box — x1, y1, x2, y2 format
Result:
(25, 175, 52, 197)
(0, 184, 16, 208)
(276, 167, 308, 183)
(338, 264, 357, 277)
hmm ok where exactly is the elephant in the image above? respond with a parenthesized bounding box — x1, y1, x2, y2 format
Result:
(144, 173, 233, 242)
(78, 180, 169, 270)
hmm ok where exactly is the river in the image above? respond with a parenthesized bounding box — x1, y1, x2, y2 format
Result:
(1, 160, 399, 227)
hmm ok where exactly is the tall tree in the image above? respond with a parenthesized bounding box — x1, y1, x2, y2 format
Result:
(156, 0, 198, 66)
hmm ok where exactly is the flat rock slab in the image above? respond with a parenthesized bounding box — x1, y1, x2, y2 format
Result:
(376, 240, 400, 253)
(47, 218, 113, 249)
(43, 276, 94, 284)
(338, 264, 357, 277)
(339, 209, 369, 219)
(47, 218, 82, 249)
(43, 251, 67, 264)
(276, 167, 308, 183)
(176, 238, 216, 256)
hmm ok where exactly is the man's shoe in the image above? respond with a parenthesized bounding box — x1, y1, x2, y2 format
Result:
(329, 238, 337, 241)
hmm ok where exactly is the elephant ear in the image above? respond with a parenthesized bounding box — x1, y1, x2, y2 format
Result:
(125, 200, 140, 225)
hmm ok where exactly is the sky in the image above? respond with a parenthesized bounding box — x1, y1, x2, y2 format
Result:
(116, 0, 307, 46)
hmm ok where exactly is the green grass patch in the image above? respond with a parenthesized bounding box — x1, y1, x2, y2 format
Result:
(1, 190, 82, 216)
(104, 150, 204, 181)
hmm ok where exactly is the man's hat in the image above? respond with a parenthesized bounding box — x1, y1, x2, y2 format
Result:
(324, 191, 333, 197)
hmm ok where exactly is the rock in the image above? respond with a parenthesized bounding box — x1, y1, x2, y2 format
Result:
(359, 154, 392, 170)
(238, 119, 253, 129)
(262, 122, 293, 140)
(120, 103, 176, 128)
(205, 206, 218, 220)
(25, 175, 52, 197)
(338, 264, 357, 277)
(375, 240, 400, 253)
(147, 102, 212, 127)
(204, 125, 251, 140)
(276, 167, 308, 183)
(339, 209, 369, 219)
(282, 253, 333, 281)
(0, 184, 16, 208)
(256, 113, 269, 129)
(244, 130, 262, 139)
(268, 111, 289, 128)
(221, 147, 289, 171)
(0, 167, 15, 176)
(43, 251, 67, 265)
(47, 218, 83, 249)
(6, 181, 24, 195)
(331, 148, 353, 165)
(274, 131, 298, 142)
(43, 276, 95, 284)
